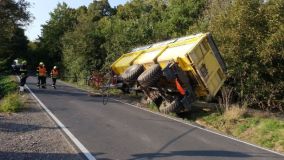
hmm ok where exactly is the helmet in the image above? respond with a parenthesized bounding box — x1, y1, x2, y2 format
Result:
(22, 60, 27, 65)
(39, 62, 44, 66)
(53, 66, 57, 69)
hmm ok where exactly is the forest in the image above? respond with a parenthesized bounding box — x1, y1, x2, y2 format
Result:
(0, 0, 283, 111)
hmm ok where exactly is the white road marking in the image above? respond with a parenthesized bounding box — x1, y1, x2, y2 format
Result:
(24, 82, 96, 160)
(111, 98, 284, 157)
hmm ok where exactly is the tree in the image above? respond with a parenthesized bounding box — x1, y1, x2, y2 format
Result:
(0, 0, 31, 72)
(61, 0, 113, 79)
(99, 0, 169, 68)
(165, 0, 206, 36)
(209, 0, 284, 110)
(257, 0, 284, 109)
(40, 2, 78, 69)
(0, 0, 31, 38)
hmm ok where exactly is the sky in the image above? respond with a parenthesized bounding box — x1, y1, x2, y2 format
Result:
(25, 0, 128, 41)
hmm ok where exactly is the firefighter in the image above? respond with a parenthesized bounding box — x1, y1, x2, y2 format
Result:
(19, 60, 28, 93)
(50, 66, 59, 88)
(36, 62, 42, 87)
(11, 59, 20, 75)
(37, 62, 47, 88)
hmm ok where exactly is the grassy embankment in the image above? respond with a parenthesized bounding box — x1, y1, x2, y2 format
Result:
(0, 76, 21, 112)
(185, 105, 284, 153)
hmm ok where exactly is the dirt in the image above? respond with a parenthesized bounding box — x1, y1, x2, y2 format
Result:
(0, 93, 84, 160)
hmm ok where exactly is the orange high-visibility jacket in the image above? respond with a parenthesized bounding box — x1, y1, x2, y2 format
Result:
(51, 69, 59, 78)
(38, 66, 47, 77)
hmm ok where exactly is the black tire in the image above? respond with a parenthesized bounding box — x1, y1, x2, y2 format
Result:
(138, 64, 162, 88)
(159, 99, 183, 114)
(120, 83, 130, 94)
(121, 64, 144, 83)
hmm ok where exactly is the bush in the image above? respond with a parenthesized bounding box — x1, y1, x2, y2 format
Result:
(0, 76, 18, 98)
(209, 0, 284, 111)
(0, 93, 21, 112)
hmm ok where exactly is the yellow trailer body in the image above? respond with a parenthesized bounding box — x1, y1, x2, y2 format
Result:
(111, 51, 143, 75)
(111, 33, 226, 97)
(133, 46, 168, 69)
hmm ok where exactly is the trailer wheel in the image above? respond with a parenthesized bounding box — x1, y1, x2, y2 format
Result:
(120, 83, 130, 94)
(159, 99, 183, 114)
(121, 64, 144, 83)
(138, 64, 162, 88)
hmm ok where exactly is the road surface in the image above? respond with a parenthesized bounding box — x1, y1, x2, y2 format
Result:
(26, 77, 283, 160)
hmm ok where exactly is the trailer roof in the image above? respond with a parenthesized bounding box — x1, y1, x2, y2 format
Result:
(131, 33, 205, 52)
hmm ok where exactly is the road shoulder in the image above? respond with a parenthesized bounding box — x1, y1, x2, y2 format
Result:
(0, 93, 83, 160)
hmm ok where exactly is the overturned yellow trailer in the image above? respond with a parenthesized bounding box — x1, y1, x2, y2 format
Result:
(111, 33, 226, 113)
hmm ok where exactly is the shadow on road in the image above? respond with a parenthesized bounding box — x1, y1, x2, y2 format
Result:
(129, 127, 279, 160)
(130, 150, 252, 159)
(155, 128, 196, 154)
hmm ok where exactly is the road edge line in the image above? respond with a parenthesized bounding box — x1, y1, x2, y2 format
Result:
(24, 83, 96, 160)
(111, 98, 284, 157)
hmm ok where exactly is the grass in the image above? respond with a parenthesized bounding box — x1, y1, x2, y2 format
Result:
(0, 76, 22, 113)
(223, 104, 247, 121)
(0, 93, 21, 112)
(200, 107, 284, 153)
(0, 76, 18, 98)
(148, 102, 159, 112)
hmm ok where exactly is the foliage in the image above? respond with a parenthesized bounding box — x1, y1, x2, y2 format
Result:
(25, 41, 49, 72)
(61, 1, 112, 79)
(37, 2, 78, 70)
(0, 76, 18, 98)
(0, 0, 31, 36)
(165, 0, 206, 36)
(36, 0, 206, 79)
(202, 113, 284, 152)
(208, 0, 284, 110)
(0, 0, 31, 72)
(0, 93, 21, 112)
(0, 76, 20, 113)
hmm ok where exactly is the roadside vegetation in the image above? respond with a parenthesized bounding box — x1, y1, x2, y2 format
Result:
(0, 0, 30, 111)
(200, 107, 284, 153)
(0, 0, 31, 73)
(185, 87, 284, 153)
(0, 76, 18, 97)
(0, 93, 21, 112)
(0, 76, 22, 112)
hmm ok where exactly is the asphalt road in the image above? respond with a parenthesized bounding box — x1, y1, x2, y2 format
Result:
(26, 77, 283, 160)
